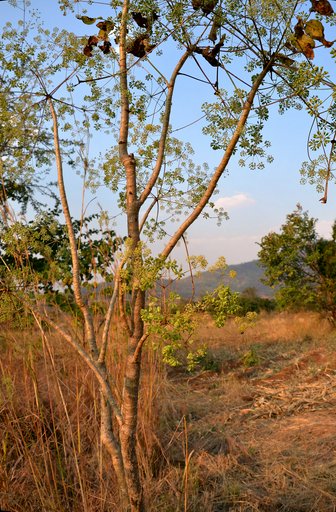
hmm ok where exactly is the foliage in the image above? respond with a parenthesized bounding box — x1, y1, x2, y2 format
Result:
(141, 256, 259, 370)
(142, 295, 207, 372)
(200, 284, 242, 327)
(238, 288, 276, 314)
(143, 287, 245, 372)
(258, 205, 336, 322)
(0, 291, 32, 328)
(1, 209, 121, 288)
(235, 310, 258, 334)
(241, 345, 260, 367)
(197, 257, 244, 327)
(3, 0, 336, 509)
(0, 204, 123, 321)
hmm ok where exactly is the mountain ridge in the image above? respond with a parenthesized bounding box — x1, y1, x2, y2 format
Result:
(167, 260, 273, 299)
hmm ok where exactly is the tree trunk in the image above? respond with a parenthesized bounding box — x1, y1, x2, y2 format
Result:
(120, 333, 145, 511)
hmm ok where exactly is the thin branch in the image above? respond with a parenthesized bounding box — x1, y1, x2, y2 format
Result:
(182, 234, 196, 302)
(48, 97, 98, 359)
(272, 68, 336, 130)
(178, 72, 213, 85)
(99, 259, 125, 364)
(171, 114, 207, 133)
(161, 58, 275, 259)
(132, 333, 149, 363)
(139, 50, 191, 206)
(75, 72, 116, 86)
(119, 278, 132, 335)
(49, 67, 79, 97)
(248, 0, 265, 60)
(37, 310, 123, 426)
(190, 53, 219, 96)
(319, 134, 336, 204)
(139, 196, 158, 233)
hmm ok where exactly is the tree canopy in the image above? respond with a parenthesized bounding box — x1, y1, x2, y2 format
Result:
(2, 0, 336, 510)
(258, 205, 336, 322)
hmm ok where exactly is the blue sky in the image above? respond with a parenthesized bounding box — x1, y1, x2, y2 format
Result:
(2, 0, 336, 266)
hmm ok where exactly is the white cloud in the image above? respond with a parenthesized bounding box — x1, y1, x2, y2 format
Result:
(214, 193, 255, 210)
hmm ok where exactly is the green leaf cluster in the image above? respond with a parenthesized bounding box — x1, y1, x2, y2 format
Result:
(258, 205, 336, 322)
(0, 205, 122, 322)
(200, 284, 242, 327)
(142, 296, 204, 371)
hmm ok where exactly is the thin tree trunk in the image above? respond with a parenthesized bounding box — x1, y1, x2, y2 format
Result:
(119, 156, 146, 511)
(120, 328, 145, 512)
(100, 397, 129, 508)
(117, 0, 147, 506)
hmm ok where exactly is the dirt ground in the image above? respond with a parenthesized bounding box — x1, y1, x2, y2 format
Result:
(155, 313, 336, 511)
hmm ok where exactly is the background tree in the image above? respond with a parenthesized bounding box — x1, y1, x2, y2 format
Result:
(3, 0, 336, 510)
(0, 204, 122, 323)
(239, 287, 276, 314)
(258, 205, 336, 322)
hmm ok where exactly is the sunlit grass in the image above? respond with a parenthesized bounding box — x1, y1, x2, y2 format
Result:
(1, 311, 336, 511)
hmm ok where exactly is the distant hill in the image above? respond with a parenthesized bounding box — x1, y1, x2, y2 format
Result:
(167, 260, 273, 299)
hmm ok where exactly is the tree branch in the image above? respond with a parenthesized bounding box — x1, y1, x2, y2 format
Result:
(48, 97, 98, 359)
(40, 310, 123, 426)
(139, 50, 191, 206)
(99, 259, 125, 364)
(161, 59, 275, 259)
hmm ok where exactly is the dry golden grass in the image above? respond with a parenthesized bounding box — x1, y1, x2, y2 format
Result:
(0, 329, 119, 512)
(149, 311, 336, 512)
(196, 310, 333, 347)
(1, 311, 336, 511)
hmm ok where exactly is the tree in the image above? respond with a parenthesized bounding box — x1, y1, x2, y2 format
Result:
(258, 205, 336, 322)
(3, 0, 336, 510)
(239, 287, 276, 314)
(0, 204, 122, 322)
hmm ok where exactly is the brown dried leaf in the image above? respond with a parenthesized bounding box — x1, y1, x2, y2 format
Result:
(88, 35, 99, 46)
(131, 11, 158, 30)
(322, 39, 333, 48)
(99, 41, 112, 55)
(294, 33, 316, 59)
(132, 12, 148, 28)
(98, 29, 109, 41)
(305, 19, 324, 39)
(192, 0, 203, 10)
(126, 33, 154, 57)
(195, 35, 225, 67)
(310, 0, 334, 16)
(209, 13, 221, 42)
(294, 18, 305, 38)
(192, 0, 218, 13)
(201, 0, 218, 14)
(305, 20, 334, 47)
(83, 45, 93, 57)
(96, 20, 115, 33)
(274, 53, 296, 67)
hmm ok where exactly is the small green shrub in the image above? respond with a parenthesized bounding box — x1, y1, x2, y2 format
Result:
(241, 346, 260, 367)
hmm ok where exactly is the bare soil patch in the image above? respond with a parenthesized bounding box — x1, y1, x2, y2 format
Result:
(152, 313, 336, 511)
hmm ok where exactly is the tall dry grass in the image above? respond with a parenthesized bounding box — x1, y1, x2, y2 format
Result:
(0, 327, 116, 511)
(1, 311, 336, 511)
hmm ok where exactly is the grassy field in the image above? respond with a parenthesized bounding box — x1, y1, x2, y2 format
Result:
(1, 311, 336, 511)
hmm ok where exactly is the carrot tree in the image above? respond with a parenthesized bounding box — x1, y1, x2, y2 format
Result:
(3, 0, 336, 509)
